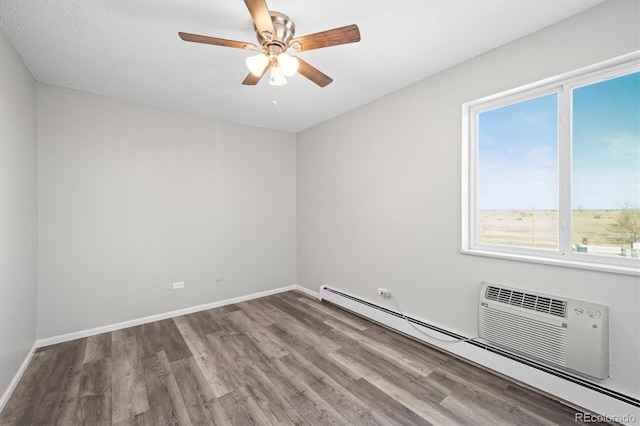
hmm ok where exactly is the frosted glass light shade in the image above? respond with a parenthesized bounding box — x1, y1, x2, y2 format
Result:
(278, 53, 299, 77)
(269, 66, 287, 86)
(246, 53, 269, 76)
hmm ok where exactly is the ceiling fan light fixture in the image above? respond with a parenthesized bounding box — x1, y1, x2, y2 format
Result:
(269, 65, 287, 86)
(179, 0, 361, 87)
(246, 52, 269, 76)
(278, 53, 299, 77)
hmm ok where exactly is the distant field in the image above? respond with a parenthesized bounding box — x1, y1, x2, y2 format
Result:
(478, 209, 634, 250)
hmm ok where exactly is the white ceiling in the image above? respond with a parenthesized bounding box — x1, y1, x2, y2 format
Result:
(0, 0, 603, 133)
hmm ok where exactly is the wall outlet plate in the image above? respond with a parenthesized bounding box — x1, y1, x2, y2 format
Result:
(378, 288, 391, 297)
(173, 281, 185, 289)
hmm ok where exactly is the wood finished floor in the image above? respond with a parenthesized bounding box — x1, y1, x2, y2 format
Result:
(0, 290, 596, 425)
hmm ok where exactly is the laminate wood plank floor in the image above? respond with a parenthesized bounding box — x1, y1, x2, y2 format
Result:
(0, 291, 600, 425)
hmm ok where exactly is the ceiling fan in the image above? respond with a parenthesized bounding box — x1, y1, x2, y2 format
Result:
(178, 0, 361, 87)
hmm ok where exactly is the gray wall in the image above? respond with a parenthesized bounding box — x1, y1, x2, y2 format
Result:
(297, 0, 640, 397)
(0, 29, 38, 399)
(37, 85, 296, 338)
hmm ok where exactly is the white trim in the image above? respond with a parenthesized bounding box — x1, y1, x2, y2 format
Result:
(459, 248, 640, 276)
(461, 51, 640, 276)
(464, 52, 640, 109)
(0, 341, 37, 413)
(37, 284, 301, 347)
(318, 285, 640, 425)
(292, 284, 320, 299)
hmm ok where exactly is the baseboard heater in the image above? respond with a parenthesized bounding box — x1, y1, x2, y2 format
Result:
(318, 284, 640, 409)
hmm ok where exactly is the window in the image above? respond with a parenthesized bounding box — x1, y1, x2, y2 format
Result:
(463, 53, 640, 275)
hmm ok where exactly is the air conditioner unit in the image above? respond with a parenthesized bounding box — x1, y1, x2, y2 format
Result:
(478, 282, 609, 380)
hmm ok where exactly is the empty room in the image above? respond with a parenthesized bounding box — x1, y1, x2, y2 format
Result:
(0, 0, 638, 424)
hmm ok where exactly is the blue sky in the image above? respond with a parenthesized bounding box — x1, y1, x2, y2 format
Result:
(478, 71, 639, 211)
(478, 93, 558, 210)
(573, 71, 639, 209)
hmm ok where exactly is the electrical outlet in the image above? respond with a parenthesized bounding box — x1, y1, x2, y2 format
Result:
(377, 288, 391, 298)
(173, 281, 185, 290)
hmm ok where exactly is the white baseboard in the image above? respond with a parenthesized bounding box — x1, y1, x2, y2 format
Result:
(318, 284, 640, 426)
(292, 284, 319, 299)
(0, 341, 37, 414)
(37, 284, 302, 348)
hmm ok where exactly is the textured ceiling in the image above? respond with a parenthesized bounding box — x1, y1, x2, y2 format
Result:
(0, 0, 603, 133)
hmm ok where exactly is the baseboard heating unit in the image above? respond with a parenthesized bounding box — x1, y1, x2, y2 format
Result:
(317, 284, 639, 423)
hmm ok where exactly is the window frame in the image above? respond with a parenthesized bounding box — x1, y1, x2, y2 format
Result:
(462, 52, 640, 276)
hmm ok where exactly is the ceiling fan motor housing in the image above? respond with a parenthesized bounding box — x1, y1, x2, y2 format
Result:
(178, 0, 360, 87)
(255, 12, 295, 51)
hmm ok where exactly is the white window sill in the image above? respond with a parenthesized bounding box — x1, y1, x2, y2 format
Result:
(460, 248, 640, 277)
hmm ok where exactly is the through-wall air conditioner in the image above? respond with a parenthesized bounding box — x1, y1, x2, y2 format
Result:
(478, 282, 609, 380)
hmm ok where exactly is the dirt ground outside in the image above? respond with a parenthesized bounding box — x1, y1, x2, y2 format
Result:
(478, 209, 637, 255)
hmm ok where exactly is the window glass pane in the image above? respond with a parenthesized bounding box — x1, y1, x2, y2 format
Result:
(572, 71, 640, 258)
(478, 94, 558, 249)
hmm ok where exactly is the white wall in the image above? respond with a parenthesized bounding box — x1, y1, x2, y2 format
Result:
(0, 29, 38, 400)
(297, 0, 640, 398)
(37, 84, 296, 338)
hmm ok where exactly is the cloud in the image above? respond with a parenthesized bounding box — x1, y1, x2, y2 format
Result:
(526, 144, 556, 168)
(604, 132, 639, 165)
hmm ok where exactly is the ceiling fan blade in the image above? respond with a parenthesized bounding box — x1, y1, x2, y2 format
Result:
(242, 63, 272, 85)
(179, 32, 257, 50)
(243, 0, 276, 39)
(297, 58, 333, 87)
(290, 24, 360, 52)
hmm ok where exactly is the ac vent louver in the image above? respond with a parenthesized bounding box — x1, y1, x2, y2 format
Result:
(485, 285, 567, 318)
